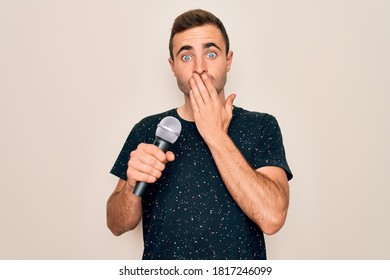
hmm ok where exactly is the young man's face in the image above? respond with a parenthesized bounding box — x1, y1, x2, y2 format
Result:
(169, 24, 233, 96)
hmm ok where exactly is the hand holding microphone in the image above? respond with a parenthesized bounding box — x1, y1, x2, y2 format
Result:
(127, 116, 182, 197)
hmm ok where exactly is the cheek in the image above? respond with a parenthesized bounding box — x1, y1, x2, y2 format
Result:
(208, 69, 224, 83)
(175, 67, 192, 82)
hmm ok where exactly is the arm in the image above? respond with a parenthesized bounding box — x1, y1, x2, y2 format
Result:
(189, 73, 289, 235)
(106, 179, 142, 236)
(106, 143, 175, 236)
(205, 133, 289, 235)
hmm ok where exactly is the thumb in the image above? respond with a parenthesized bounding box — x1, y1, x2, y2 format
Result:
(165, 151, 175, 163)
(225, 93, 236, 111)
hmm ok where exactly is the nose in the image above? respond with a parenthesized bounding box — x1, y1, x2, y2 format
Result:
(193, 56, 206, 75)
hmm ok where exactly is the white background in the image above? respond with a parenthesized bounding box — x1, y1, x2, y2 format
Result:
(1, 0, 389, 259)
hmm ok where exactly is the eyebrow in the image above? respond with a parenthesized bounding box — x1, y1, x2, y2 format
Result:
(176, 45, 193, 57)
(176, 42, 222, 57)
(204, 42, 222, 51)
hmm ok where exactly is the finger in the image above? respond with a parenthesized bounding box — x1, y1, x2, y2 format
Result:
(189, 77, 205, 105)
(130, 150, 165, 173)
(130, 158, 163, 180)
(127, 168, 158, 184)
(139, 143, 167, 163)
(193, 73, 212, 104)
(189, 89, 200, 114)
(165, 151, 175, 162)
(131, 144, 166, 171)
(127, 157, 161, 184)
(201, 73, 218, 101)
(128, 146, 167, 183)
(225, 93, 236, 112)
(139, 154, 165, 171)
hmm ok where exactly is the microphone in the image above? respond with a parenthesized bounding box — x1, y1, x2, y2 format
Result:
(133, 116, 182, 197)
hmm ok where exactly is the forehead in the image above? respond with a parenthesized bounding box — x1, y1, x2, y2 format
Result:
(172, 24, 225, 51)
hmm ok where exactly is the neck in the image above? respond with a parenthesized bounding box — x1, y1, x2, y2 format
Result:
(177, 100, 194, 122)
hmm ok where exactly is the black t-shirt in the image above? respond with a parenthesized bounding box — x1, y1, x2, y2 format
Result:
(111, 106, 292, 259)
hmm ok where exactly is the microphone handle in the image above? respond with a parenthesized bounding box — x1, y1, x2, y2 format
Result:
(132, 137, 171, 197)
(153, 136, 171, 153)
(132, 181, 149, 197)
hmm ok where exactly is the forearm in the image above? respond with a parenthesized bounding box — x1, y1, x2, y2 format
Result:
(106, 180, 142, 236)
(206, 133, 289, 235)
(187, 73, 289, 234)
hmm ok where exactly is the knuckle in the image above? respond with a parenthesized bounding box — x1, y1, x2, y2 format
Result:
(144, 164, 155, 175)
(130, 148, 141, 160)
(127, 156, 137, 167)
(126, 169, 136, 180)
(137, 143, 146, 148)
(154, 170, 163, 179)
(141, 174, 156, 184)
(137, 143, 149, 152)
(129, 150, 136, 158)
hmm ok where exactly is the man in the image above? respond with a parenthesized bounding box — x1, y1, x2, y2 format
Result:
(107, 9, 292, 260)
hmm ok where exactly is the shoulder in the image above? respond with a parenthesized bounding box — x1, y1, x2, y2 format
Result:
(133, 108, 177, 131)
(232, 106, 279, 128)
(125, 108, 177, 144)
(230, 107, 283, 143)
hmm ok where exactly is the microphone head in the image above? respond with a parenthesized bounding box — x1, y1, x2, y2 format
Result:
(156, 116, 182, 144)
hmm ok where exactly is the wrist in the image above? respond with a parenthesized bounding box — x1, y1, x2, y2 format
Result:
(117, 180, 134, 195)
(204, 131, 230, 149)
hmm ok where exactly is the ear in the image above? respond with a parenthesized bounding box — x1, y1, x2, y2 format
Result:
(168, 57, 176, 77)
(226, 50, 233, 72)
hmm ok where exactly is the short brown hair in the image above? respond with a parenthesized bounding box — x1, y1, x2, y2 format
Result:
(169, 9, 230, 60)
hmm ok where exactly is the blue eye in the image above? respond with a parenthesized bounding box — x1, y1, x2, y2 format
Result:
(182, 54, 192, 62)
(207, 52, 216, 59)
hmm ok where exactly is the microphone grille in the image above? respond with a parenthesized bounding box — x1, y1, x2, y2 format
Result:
(156, 116, 182, 144)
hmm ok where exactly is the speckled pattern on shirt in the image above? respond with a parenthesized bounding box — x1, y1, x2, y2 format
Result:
(110, 106, 292, 260)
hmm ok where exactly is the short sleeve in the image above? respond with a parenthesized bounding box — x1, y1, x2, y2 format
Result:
(250, 114, 293, 180)
(110, 124, 142, 181)
(109, 110, 171, 181)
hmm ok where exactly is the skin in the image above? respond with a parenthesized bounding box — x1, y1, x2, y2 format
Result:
(107, 24, 289, 236)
